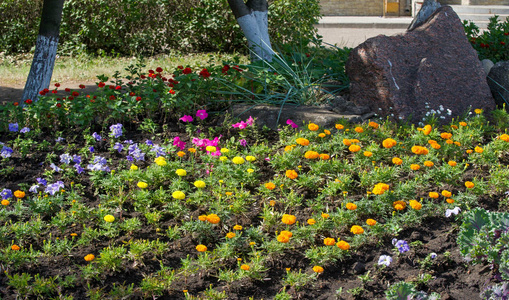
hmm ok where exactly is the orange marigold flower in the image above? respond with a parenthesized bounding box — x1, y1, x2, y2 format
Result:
(13, 190, 25, 198)
(313, 266, 324, 273)
(466, 149, 473, 154)
(11, 244, 20, 251)
(410, 164, 420, 171)
(372, 183, 390, 195)
(411, 146, 429, 155)
(265, 182, 276, 190)
(319, 153, 330, 160)
(307, 218, 316, 225)
(1, 200, 9, 206)
(282, 214, 296, 225)
(430, 143, 441, 150)
(448, 161, 457, 167)
(323, 237, 336, 246)
(188, 148, 196, 153)
(177, 151, 186, 157)
(336, 240, 350, 250)
(446, 139, 454, 145)
(363, 151, 373, 157)
(475, 108, 483, 114)
(350, 225, 364, 234)
(226, 232, 236, 239)
(465, 181, 475, 189)
(423, 161, 434, 167)
(382, 138, 397, 148)
(475, 146, 483, 153)
(428, 139, 437, 145)
(284, 145, 295, 152)
(409, 200, 422, 210)
(349, 144, 361, 152)
(393, 200, 406, 210)
(355, 127, 364, 133)
(196, 244, 208, 252)
(441, 190, 452, 197)
(285, 169, 298, 179)
(454, 141, 461, 146)
(84, 254, 95, 261)
(206, 214, 221, 224)
(240, 264, 250, 271)
(366, 219, 377, 226)
(318, 133, 326, 138)
(335, 124, 344, 130)
(451, 125, 458, 129)
(198, 215, 207, 221)
(446, 198, 455, 204)
(342, 139, 352, 146)
(500, 134, 509, 142)
(269, 200, 276, 207)
(392, 157, 403, 165)
(346, 203, 357, 210)
(324, 129, 331, 135)
(423, 125, 432, 135)
(368, 121, 379, 129)
(296, 138, 309, 146)
(429, 192, 439, 199)
(233, 225, 242, 231)
(459, 122, 467, 127)
(304, 151, 320, 159)
(321, 213, 330, 219)
(440, 132, 452, 139)
(308, 123, 319, 131)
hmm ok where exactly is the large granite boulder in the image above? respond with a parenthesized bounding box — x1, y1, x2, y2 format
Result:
(346, 6, 496, 124)
(487, 60, 509, 108)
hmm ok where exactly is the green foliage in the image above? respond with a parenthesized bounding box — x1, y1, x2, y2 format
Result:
(463, 16, 509, 63)
(0, 0, 321, 56)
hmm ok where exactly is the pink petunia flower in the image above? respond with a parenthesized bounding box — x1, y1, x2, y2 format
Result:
(196, 110, 208, 120)
(286, 119, 298, 129)
(179, 115, 193, 122)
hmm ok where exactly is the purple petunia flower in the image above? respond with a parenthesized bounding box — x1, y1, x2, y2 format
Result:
(60, 153, 72, 164)
(20, 127, 30, 133)
(179, 115, 193, 122)
(196, 109, 208, 120)
(113, 142, 124, 153)
(131, 149, 145, 161)
(87, 156, 110, 172)
(55, 137, 65, 142)
(124, 140, 133, 144)
(232, 121, 248, 129)
(50, 163, 62, 172)
(75, 164, 84, 174)
(378, 255, 392, 267)
(92, 132, 102, 141)
(37, 178, 47, 186)
(45, 181, 64, 196)
(246, 116, 254, 126)
(8, 123, 19, 132)
(1, 146, 13, 158)
(73, 155, 81, 164)
(109, 123, 123, 138)
(126, 155, 134, 162)
(1, 189, 13, 200)
(145, 140, 154, 146)
(150, 145, 165, 157)
(392, 239, 410, 253)
(239, 139, 247, 147)
(89, 146, 95, 153)
(29, 185, 39, 193)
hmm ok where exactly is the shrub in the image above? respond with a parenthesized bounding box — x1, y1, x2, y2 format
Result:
(463, 15, 509, 63)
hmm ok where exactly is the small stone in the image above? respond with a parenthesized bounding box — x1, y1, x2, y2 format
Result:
(481, 59, 495, 76)
(487, 60, 509, 108)
(352, 262, 366, 274)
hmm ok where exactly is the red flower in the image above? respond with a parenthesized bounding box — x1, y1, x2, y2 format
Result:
(306, 53, 310, 57)
(129, 92, 135, 96)
(68, 96, 74, 100)
(168, 83, 174, 88)
(156, 67, 163, 73)
(90, 99, 95, 103)
(65, 88, 71, 92)
(79, 84, 85, 89)
(93, 96, 97, 99)
(501, 41, 506, 45)
(56, 103, 62, 108)
(25, 99, 32, 104)
(178, 65, 184, 70)
(168, 89, 175, 95)
(183, 67, 192, 74)
(98, 82, 105, 88)
(109, 85, 114, 90)
(14, 102, 19, 106)
(52, 90, 58, 94)
(39, 91, 45, 95)
(136, 96, 142, 101)
(140, 74, 146, 79)
(233, 65, 243, 72)
(222, 65, 230, 74)
(153, 89, 157, 92)
(148, 69, 155, 74)
(43, 88, 49, 93)
(72, 91, 79, 97)
(54, 83, 61, 87)
(115, 85, 121, 90)
(505, 32, 509, 36)
(109, 95, 116, 100)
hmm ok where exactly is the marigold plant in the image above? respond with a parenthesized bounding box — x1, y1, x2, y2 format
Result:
(304, 151, 320, 159)
(240, 264, 250, 271)
(194, 180, 206, 188)
(336, 240, 350, 250)
(285, 170, 298, 179)
(409, 200, 422, 210)
(312, 266, 324, 273)
(319, 153, 330, 160)
(232, 157, 245, 165)
(11, 244, 20, 251)
(307, 218, 316, 225)
(366, 219, 377, 226)
(423, 125, 432, 135)
(372, 183, 390, 195)
(350, 225, 364, 234)
(349, 144, 361, 152)
(154, 156, 167, 166)
(465, 181, 475, 189)
(172, 191, 186, 200)
(104, 214, 115, 222)
(392, 157, 403, 165)
(335, 124, 344, 130)
(13, 190, 25, 198)
(363, 151, 373, 157)
(500, 134, 509, 142)
(448, 161, 457, 167)
(296, 138, 309, 146)
(282, 214, 296, 225)
(308, 123, 319, 131)
(1, 200, 9, 206)
(265, 182, 276, 190)
(196, 245, 207, 252)
(410, 164, 420, 171)
(175, 169, 187, 176)
(368, 121, 379, 129)
(226, 232, 236, 239)
(442, 190, 452, 197)
(424, 161, 434, 167)
(393, 200, 406, 210)
(323, 237, 336, 246)
(84, 254, 95, 261)
(137, 181, 148, 189)
(354, 127, 364, 133)
(411, 146, 429, 155)
(382, 138, 397, 148)
(440, 132, 452, 139)
(345, 203, 357, 210)
(206, 214, 221, 224)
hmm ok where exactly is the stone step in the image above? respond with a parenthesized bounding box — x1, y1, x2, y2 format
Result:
(449, 5, 509, 15)
(457, 13, 509, 22)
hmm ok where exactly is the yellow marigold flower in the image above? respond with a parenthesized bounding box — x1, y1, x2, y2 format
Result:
(382, 138, 397, 148)
(474, 108, 483, 114)
(366, 219, 377, 226)
(240, 264, 250, 271)
(175, 169, 187, 176)
(130, 164, 138, 171)
(423, 125, 432, 135)
(411, 146, 429, 155)
(336, 240, 350, 250)
(84, 254, 95, 261)
(446, 198, 455, 204)
(442, 190, 452, 197)
(448, 161, 457, 167)
(410, 164, 420, 171)
(372, 183, 390, 195)
(137, 181, 148, 189)
(280, 230, 293, 238)
(346, 203, 357, 210)
(205, 146, 217, 152)
(363, 151, 373, 157)
(500, 134, 509, 142)
(307, 218, 316, 225)
(70, 233, 78, 237)
(233, 225, 242, 231)
(219, 156, 228, 162)
(277, 234, 290, 243)
(342, 139, 352, 146)
(350, 225, 364, 234)
(446, 139, 454, 144)
(220, 148, 230, 153)
(409, 200, 422, 210)
(466, 149, 473, 154)
(246, 155, 256, 162)
(198, 215, 207, 221)
(349, 144, 361, 152)
(313, 265, 324, 273)
(232, 157, 245, 165)
(451, 125, 459, 129)
(196, 244, 207, 252)
(429, 192, 439, 199)
(459, 122, 467, 127)
(172, 191, 186, 200)
(319, 153, 330, 160)
(454, 141, 461, 146)
(350, 139, 360, 144)
(1, 200, 10, 206)
(284, 145, 295, 152)
(423, 161, 434, 167)
(323, 237, 336, 246)
(324, 129, 331, 135)
(321, 213, 330, 219)
(355, 126, 364, 133)
(194, 180, 206, 188)
(318, 133, 326, 138)
(368, 121, 379, 129)
(304, 150, 320, 159)
(286, 169, 298, 179)
(226, 232, 236, 239)
(335, 124, 344, 130)
(104, 214, 115, 222)
(154, 156, 167, 166)
(13, 190, 25, 198)
(206, 214, 220, 224)
(269, 200, 276, 206)
(431, 143, 441, 150)
(282, 214, 296, 225)
(247, 168, 254, 173)
(296, 138, 309, 146)
(177, 151, 186, 157)
(393, 200, 406, 211)
(440, 132, 452, 139)
(308, 123, 319, 131)
(188, 148, 196, 153)
(249, 242, 256, 246)
(392, 157, 403, 165)
(465, 181, 475, 189)
(475, 146, 483, 153)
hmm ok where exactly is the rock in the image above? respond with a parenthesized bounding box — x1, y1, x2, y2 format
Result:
(481, 59, 495, 76)
(352, 262, 366, 274)
(487, 60, 509, 108)
(407, 0, 441, 31)
(346, 6, 496, 124)
(229, 104, 371, 129)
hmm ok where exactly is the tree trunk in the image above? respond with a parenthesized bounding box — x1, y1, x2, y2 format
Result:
(228, 0, 274, 62)
(22, 0, 65, 102)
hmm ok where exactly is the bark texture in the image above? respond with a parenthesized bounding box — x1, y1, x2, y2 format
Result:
(22, 0, 65, 102)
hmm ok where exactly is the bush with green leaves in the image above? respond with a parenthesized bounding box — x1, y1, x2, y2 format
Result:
(0, 0, 321, 56)
(463, 16, 509, 63)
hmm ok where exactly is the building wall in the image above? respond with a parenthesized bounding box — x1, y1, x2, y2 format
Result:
(320, 0, 507, 16)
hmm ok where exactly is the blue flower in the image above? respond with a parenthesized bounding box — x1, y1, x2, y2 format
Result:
(45, 181, 64, 195)
(72, 155, 81, 164)
(92, 132, 102, 141)
(392, 239, 410, 253)
(150, 145, 165, 157)
(1, 146, 13, 158)
(377, 255, 392, 267)
(126, 155, 134, 162)
(20, 127, 30, 133)
(75, 164, 84, 174)
(60, 153, 72, 164)
(109, 123, 123, 138)
(8, 123, 19, 132)
(36, 178, 47, 186)
(113, 142, 124, 153)
(50, 163, 62, 172)
(1, 189, 13, 200)
(145, 140, 154, 146)
(29, 185, 39, 193)
(89, 146, 95, 153)
(55, 137, 65, 142)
